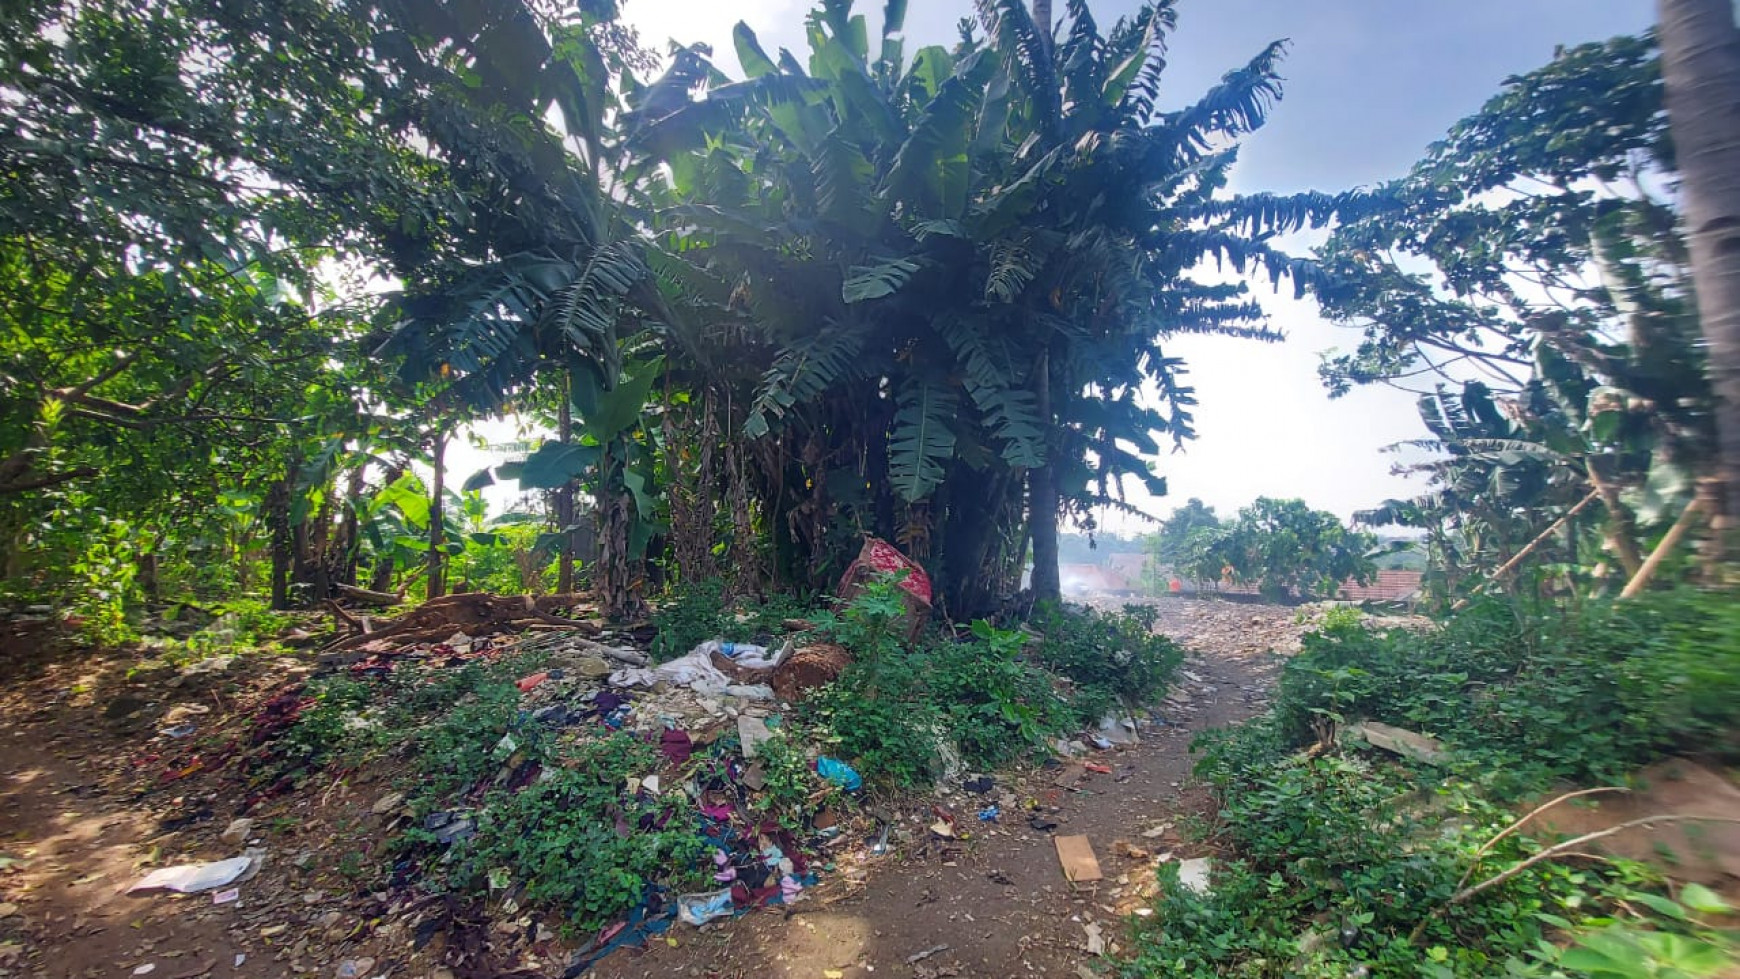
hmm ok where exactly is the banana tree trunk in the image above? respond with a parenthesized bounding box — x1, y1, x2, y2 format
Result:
(1658, 0, 1740, 529)
(1029, 349, 1061, 605)
(556, 379, 575, 593)
(1031, 0, 1052, 51)
(427, 433, 446, 601)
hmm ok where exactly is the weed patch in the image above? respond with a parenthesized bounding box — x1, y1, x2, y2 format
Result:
(1129, 592, 1740, 978)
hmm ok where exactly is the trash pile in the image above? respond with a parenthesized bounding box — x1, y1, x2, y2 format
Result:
(183, 604, 880, 975)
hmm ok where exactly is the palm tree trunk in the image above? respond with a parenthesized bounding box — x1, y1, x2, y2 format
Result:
(427, 433, 446, 601)
(1658, 0, 1740, 528)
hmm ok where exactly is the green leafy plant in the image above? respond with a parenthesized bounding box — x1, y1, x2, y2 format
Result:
(750, 734, 829, 829)
(1029, 602, 1183, 723)
(1136, 592, 1740, 978)
(448, 734, 708, 933)
(1549, 884, 1736, 978)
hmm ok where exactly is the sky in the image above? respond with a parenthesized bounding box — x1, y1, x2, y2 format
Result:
(453, 0, 1656, 531)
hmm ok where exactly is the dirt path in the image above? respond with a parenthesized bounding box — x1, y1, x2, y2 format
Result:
(587, 600, 1295, 979)
(0, 600, 1302, 979)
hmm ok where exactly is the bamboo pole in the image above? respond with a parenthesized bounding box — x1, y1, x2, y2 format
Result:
(1619, 494, 1708, 598)
(1452, 491, 1600, 610)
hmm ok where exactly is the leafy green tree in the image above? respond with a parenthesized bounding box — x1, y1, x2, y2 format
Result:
(1314, 33, 1717, 591)
(1191, 498, 1376, 601)
(1147, 498, 1222, 567)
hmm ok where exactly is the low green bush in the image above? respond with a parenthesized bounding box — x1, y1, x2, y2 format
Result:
(1129, 591, 1740, 978)
(1029, 601, 1183, 723)
(1253, 591, 1740, 791)
(447, 734, 709, 933)
(803, 583, 1179, 787)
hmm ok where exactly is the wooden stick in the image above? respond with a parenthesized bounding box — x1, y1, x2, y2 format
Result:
(1450, 814, 1740, 906)
(1619, 495, 1708, 598)
(324, 599, 362, 633)
(336, 582, 405, 606)
(1458, 786, 1629, 889)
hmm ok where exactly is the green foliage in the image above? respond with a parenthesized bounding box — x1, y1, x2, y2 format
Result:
(749, 734, 832, 829)
(449, 735, 708, 933)
(277, 676, 378, 774)
(805, 580, 1144, 785)
(650, 579, 817, 662)
(1319, 32, 1712, 593)
(1244, 592, 1740, 790)
(1147, 498, 1222, 568)
(1185, 498, 1377, 601)
(1130, 765, 1651, 978)
(404, 679, 529, 801)
(639, 0, 1369, 614)
(1029, 602, 1183, 722)
(1547, 884, 1736, 978)
(1132, 593, 1740, 978)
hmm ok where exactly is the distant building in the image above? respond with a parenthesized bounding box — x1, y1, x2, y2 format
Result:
(1105, 552, 1150, 583)
(1335, 570, 1423, 602)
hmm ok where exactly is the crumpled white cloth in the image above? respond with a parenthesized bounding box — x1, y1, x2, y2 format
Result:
(608, 639, 789, 699)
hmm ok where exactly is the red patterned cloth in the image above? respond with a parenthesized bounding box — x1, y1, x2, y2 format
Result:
(853, 537, 932, 604)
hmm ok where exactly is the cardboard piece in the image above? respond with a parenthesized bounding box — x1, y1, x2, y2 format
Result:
(737, 715, 774, 759)
(1055, 835, 1103, 882)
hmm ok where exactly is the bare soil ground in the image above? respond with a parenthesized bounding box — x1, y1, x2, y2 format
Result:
(0, 599, 1307, 979)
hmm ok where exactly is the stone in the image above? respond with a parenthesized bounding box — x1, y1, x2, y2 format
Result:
(1347, 721, 1448, 766)
(220, 819, 255, 845)
(371, 792, 405, 815)
(573, 656, 612, 678)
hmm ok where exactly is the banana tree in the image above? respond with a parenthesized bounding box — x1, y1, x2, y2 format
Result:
(630, 0, 1369, 614)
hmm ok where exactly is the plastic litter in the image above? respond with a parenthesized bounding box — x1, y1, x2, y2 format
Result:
(1175, 856, 1213, 894)
(907, 943, 949, 964)
(159, 724, 197, 739)
(212, 887, 239, 905)
(976, 805, 1000, 822)
(610, 644, 784, 698)
(697, 639, 785, 670)
(815, 757, 862, 791)
(677, 889, 734, 926)
(128, 856, 253, 895)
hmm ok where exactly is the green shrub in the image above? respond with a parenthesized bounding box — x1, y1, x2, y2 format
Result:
(1131, 592, 1740, 978)
(1253, 591, 1740, 791)
(1029, 602, 1183, 722)
(448, 734, 708, 933)
(803, 579, 1079, 786)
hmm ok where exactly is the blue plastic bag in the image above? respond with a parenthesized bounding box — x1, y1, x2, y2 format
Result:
(815, 756, 863, 792)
